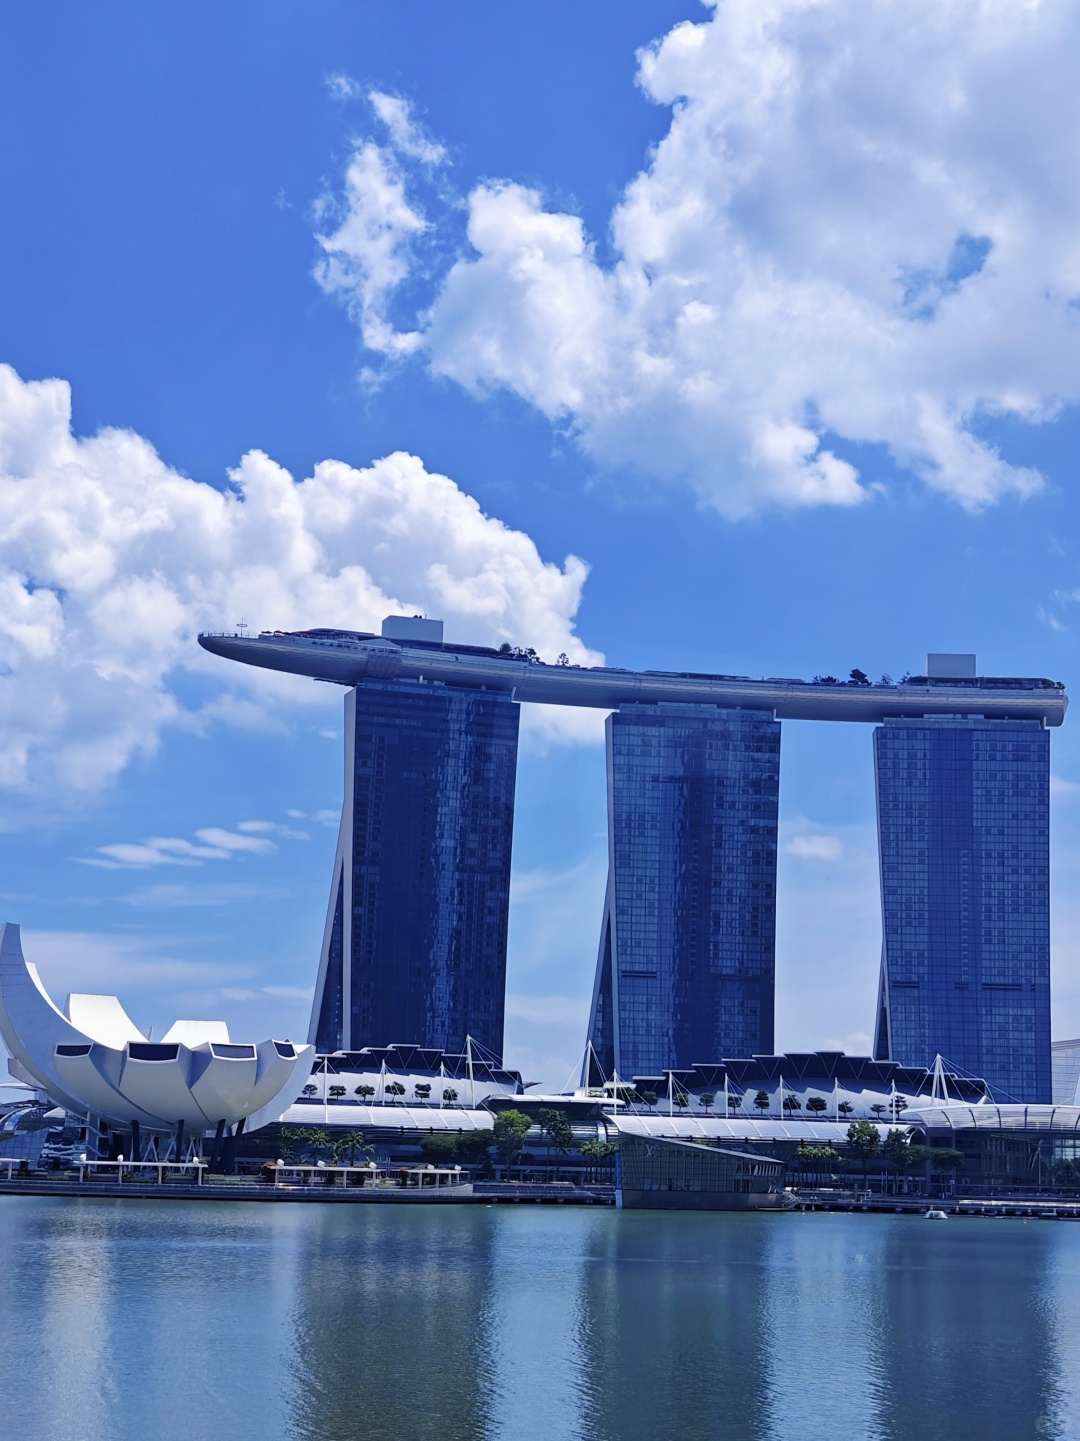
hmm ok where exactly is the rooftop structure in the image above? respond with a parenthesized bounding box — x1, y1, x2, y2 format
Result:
(199, 628, 1067, 725)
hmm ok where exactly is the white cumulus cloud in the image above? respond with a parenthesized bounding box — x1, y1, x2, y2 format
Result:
(319, 0, 1080, 516)
(313, 91, 445, 359)
(0, 364, 600, 818)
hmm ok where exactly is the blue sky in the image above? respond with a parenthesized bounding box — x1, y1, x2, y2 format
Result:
(3, 1, 1080, 1088)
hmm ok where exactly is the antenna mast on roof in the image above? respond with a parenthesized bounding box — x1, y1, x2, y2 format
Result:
(931, 1054, 950, 1104)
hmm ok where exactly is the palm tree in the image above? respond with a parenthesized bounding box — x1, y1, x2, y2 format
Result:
(332, 1131, 372, 1166)
(306, 1128, 331, 1163)
(277, 1127, 312, 1162)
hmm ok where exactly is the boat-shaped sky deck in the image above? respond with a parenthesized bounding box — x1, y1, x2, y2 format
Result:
(198, 627, 1068, 725)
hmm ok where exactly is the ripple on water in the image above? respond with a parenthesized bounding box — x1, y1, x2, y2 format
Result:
(1, 1201, 1080, 1441)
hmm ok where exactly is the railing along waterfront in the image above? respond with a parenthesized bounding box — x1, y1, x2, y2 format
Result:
(78, 1160, 207, 1185)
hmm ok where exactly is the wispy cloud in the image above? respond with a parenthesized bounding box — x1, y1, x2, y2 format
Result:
(194, 827, 275, 855)
(505, 993, 590, 1028)
(122, 882, 290, 909)
(369, 91, 446, 165)
(80, 819, 309, 871)
(238, 820, 309, 840)
(23, 929, 253, 996)
(510, 854, 603, 904)
(821, 1031, 874, 1057)
(1038, 606, 1068, 634)
(287, 808, 339, 828)
(786, 834, 844, 861)
(219, 983, 313, 1003)
(325, 72, 361, 102)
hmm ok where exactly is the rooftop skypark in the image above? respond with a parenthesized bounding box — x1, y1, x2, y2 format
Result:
(199, 625, 1067, 726)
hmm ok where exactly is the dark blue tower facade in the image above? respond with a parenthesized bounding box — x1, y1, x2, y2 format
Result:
(873, 717, 1051, 1101)
(310, 678, 519, 1058)
(588, 704, 780, 1079)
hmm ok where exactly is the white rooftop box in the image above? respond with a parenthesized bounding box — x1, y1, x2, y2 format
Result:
(382, 615, 445, 644)
(926, 653, 976, 678)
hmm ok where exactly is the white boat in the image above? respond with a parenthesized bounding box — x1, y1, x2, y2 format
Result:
(925, 1208, 948, 1220)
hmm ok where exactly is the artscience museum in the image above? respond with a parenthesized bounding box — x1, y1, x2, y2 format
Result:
(0, 923, 313, 1160)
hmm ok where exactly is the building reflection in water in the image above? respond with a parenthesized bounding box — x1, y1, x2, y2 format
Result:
(868, 1220, 1063, 1441)
(572, 1212, 774, 1441)
(0, 1198, 299, 1441)
(760, 1217, 886, 1439)
(284, 1206, 496, 1441)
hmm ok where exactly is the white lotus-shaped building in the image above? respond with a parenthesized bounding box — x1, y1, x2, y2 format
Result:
(0, 923, 313, 1134)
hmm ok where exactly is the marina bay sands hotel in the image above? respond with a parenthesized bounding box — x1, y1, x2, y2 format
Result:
(201, 620, 1068, 1103)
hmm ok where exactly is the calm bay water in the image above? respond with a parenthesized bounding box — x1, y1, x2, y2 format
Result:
(1, 1198, 1078, 1441)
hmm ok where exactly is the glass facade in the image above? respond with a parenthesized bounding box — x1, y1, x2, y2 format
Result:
(588, 703, 780, 1078)
(310, 680, 519, 1058)
(873, 718, 1051, 1102)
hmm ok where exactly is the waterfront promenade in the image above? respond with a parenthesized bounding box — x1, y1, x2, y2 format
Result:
(0, 1170, 614, 1205)
(4, 1168, 1080, 1216)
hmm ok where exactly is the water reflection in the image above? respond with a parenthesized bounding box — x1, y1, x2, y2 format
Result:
(0, 1197, 295, 1440)
(869, 1219, 1065, 1441)
(762, 1216, 887, 1440)
(285, 1207, 496, 1441)
(575, 1212, 773, 1441)
(1, 1200, 1080, 1441)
